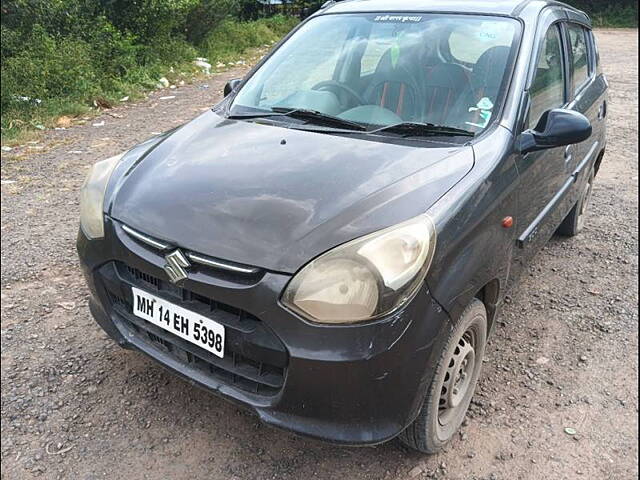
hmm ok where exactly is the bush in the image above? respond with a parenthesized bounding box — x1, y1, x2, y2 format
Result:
(199, 15, 298, 63)
(1, 1, 299, 143)
(1, 26, 98, 108)
(185, 0, 241, 43)
(101, 0, 199, 41)
(567, 0, 638, 27)
(590, 5, 638, 28)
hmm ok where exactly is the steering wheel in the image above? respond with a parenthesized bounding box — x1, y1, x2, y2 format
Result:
(312, 80, 366, 108)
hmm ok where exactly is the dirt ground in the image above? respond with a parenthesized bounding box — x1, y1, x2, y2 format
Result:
(1, 30, 638, 480)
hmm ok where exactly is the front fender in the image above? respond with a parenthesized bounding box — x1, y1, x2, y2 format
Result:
(426, 127, 519, 328)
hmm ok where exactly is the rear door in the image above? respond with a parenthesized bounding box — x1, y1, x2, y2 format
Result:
(561, 19, 607, 190)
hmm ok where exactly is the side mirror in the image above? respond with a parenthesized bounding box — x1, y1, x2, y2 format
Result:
(518, 108, 592, 154)
(223, 78, 242, 97)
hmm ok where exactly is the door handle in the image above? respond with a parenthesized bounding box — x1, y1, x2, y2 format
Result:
(598, 102, 606, 120)
(564, 145, 573, 163)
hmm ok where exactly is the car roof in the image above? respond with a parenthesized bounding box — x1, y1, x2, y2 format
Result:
(320, 0, 587, 19)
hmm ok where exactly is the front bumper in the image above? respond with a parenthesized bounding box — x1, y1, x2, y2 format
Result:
(77, 217, 451, 445)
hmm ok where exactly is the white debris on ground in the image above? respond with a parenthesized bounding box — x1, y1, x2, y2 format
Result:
(193, 57, 212, 74)
(13, 95, 42, 104)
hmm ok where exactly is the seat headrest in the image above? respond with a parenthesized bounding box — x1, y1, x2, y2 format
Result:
(472, 46, 510, 90)
(424, 63, 469, 89)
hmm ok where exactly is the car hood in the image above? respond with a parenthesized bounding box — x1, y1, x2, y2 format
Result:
(109, 110, 474, 273)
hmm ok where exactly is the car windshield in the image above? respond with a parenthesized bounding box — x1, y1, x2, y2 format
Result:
(230, 13, 521, 136)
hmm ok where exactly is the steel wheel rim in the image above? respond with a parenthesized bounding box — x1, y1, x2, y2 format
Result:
(438, 328, 477, 426)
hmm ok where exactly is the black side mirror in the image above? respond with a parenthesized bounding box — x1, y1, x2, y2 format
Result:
(224, 78, 242, 97)
(518, 108, 592, 154)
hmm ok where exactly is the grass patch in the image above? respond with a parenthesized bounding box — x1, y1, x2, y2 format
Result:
(200, 16, 298, 64)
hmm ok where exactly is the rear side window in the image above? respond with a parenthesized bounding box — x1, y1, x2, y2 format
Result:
(567, 23, 591, 94)
(528, 25, 565, 129)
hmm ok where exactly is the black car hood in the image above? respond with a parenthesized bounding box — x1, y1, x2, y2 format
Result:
(109, 110, 474, 273)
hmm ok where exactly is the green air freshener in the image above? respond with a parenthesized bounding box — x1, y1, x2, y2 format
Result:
(390, 42, 400, 68)
(465, 97, 494, 129)
(390, 30, 404, 68)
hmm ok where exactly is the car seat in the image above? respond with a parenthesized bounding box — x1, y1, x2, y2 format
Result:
(364, 49, 422, 120)
(444, 46, 511, 130)
(422, 63, 472, 125)
(470, 46, 511, 104)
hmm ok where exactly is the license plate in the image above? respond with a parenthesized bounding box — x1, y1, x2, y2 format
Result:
(131, 287, 225, 358)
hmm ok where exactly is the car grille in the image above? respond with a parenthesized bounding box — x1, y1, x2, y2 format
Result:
(97, 262, 288, 397)
(119, 222, 263, 285)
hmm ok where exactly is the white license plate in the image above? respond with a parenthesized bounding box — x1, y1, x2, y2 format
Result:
(131, 287, 225, 358)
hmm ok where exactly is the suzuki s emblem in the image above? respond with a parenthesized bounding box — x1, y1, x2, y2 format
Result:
(164, 249, 190, 284)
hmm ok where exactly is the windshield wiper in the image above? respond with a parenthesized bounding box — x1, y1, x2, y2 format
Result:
(270, 107, 367, 131)
(369, 122, 475, 138)
(228, 107, 367, 131)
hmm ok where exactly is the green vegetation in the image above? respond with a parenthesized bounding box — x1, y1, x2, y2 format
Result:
(1, 0, 300, 143)
(0, 0, 636, 144)
(568, 0, 638, 27)
(589, 5, 638, 28)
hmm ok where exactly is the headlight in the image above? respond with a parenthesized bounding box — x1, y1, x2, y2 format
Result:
(79, 153, 124, 239)
(282, 215, 437, 324)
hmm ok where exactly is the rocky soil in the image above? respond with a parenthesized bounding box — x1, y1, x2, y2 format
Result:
(1, 30, 638, 480)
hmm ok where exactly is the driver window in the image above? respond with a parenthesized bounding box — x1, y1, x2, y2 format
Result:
(258, 22, 351, 107)
(528, 25, 565, 130)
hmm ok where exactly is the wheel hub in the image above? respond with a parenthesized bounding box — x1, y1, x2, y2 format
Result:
(440, 335, 475, 411)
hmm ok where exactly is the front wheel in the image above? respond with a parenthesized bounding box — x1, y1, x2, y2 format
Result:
(399, 299, 487, 453)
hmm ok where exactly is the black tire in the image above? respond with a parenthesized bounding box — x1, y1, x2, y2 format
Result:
(399, 298, 487, 453)
(557, 168, 595, 237)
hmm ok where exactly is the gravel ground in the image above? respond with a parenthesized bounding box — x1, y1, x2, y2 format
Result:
(1, 30, 638, 480)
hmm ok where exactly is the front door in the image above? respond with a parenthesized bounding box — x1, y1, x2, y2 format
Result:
(512, 20, 571, 273)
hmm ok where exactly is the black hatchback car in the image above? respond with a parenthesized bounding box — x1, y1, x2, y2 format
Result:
(77, 0, 607, 453)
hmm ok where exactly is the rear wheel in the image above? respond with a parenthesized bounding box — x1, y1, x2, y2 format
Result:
(558, 168, 595, 237)
(399, 299, 487, 453)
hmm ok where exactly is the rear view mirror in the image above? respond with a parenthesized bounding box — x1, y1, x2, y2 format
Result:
(224, 78, 242, 97)
(518, 108, 592, 154)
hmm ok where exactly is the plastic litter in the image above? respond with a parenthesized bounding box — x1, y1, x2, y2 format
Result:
(194, 58, 212, 74)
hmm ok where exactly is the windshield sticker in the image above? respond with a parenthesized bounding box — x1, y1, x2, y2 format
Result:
(466, 97, 494, 129)
(477, 21, 516, 44)
(374, 15, 423, 23)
